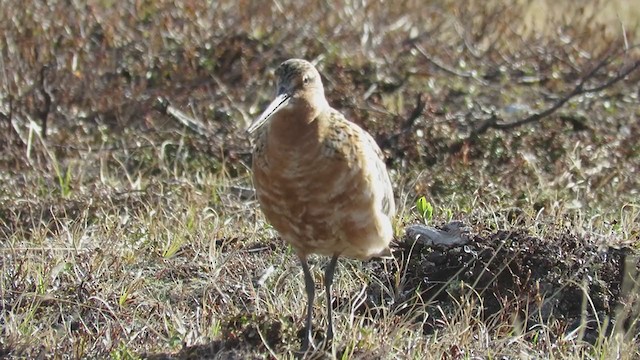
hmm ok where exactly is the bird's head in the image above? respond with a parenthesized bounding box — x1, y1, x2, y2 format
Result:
(247, 59, 328, 134)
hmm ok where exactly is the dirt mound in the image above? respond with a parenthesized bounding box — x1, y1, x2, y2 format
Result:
(387, 225, 640, 342)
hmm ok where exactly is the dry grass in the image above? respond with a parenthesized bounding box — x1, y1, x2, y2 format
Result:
(1, 0, 639, 359)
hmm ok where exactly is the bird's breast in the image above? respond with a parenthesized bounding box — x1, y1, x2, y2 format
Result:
(253, 138, 378, 253)
(250, 111, 393, 259)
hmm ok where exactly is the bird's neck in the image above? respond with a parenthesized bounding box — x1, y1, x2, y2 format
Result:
(268, 105, 326, 147)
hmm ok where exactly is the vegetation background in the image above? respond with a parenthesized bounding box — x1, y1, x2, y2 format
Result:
(1, 0, 639, 358)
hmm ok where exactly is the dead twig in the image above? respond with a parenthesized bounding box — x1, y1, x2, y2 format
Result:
(154, 97, 209, 137)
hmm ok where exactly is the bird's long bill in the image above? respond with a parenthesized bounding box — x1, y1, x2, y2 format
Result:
(246, 93, 290, 135)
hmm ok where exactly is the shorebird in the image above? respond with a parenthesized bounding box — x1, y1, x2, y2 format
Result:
(247, 59, 395, 352)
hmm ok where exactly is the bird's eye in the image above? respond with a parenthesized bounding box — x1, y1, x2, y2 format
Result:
(302, 76, 311, 85)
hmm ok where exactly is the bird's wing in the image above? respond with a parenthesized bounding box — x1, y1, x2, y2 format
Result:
(360, 129, 396, 218)
(322, 110, 396, 218)
(250, 125, 269, 168)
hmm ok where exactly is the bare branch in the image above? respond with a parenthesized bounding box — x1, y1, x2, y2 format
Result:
(493, 57, 639, 130)
(378, 93, 426, 152)
(403, 93, 427, 132)
(449, 46, 640, 152)
(37, 64, 52, 139)
(413, 43, 488, 85)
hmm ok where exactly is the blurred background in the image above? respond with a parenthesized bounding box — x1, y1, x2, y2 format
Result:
(1, 0, 639, 358)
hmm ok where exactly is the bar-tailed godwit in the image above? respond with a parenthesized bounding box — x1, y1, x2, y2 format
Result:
(247, 58, 395, 352)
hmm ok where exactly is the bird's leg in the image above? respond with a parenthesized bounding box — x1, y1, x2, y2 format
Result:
(299, 255, 315, 352)
(323, 254, 340, 346)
